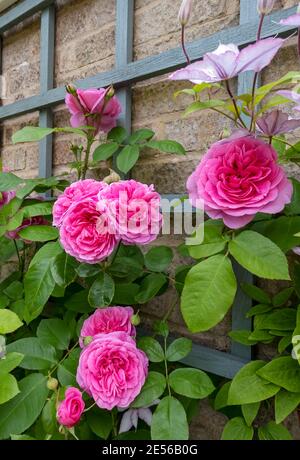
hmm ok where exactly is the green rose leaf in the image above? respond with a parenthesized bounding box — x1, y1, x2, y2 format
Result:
(187, 220, 226, 259)
(76, 264, 101, 278)
(241, 283, 271, 304)
(180, 255, 237, 332)
(0, 172, 24, 191)
(112, 283, 140, 305)
(41, 396, 57, 435)
(228, 361, 280, 405)
(147, 140, 185, 155)
(7, 338, 57, 370)
(144, 246, 173, 272)
(166, 338, 192, 362)
(107, 126, 127, 143)
(3, 280, 23, 300)
(135, 273, 167, 304)
(128, 128, 155, 144)
(116, 145, 140, 174)
(0, 374, 19, 404)
(0, 373, 48, 439)
(93, 142, 119, 161)
(24, 258, 56, 323)
(273, 287, 294, 307)
(19, 225, 58, 242)
(0, 309, 23, 334)
(87, 409, 113, 440)
(251, 216, 300, 253)
(229, 231, 290, 280)
(169, 368, 215, 399)
(257, 357, 300, 393)
(214, 382, 231, 410)
(258, 421, 292, 440)
(137, 337, 165, 362)
(12, 126, 55, 143)
(258, 309, 296, 331)
(0, 352, 24, 375)
(88, 273, 115, 308)
(57, 348, 80, 387)
(151, 396, 189, 440)
(51, 253, 78, 287)
(131, 372, 166, 408)
(37, 319, 71, 351)
(221, 417, 254, 441)
(275, 389, 300, 424)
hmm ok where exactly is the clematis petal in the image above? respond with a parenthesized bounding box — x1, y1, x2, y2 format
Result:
(169, 61, 220, 83)
(137, 408, 153, 427)
(256, 110, 300, 136)
(277, 90, 300, 104)
(235, 37, 284, 74)
(119, 410, 134, 434)
(279, 14, 300, 27)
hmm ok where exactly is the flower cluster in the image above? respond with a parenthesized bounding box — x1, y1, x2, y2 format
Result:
(53, 179, 162, 264)
(57, 307, 148, 428)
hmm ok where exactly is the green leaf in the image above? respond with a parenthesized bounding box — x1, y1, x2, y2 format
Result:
(183, 100, 225, 117)
(87, 409, 112, 440)
(135, 273, 167, 304)
(29, 241, 62, 268)
(37, 319, 71, 351)
(278, 335, 292, 353)
(0, 309, 23, 334)
(246, 303, 273, 318)
(93, 142, 119, 161)
(0, 172, 24, 191)
(221, 417, 254, 440)
(144, 246, 173, 272)
(0, 373, 19, 404)
(107, 126, 127, 143)
(285, 178, 300, 215)
(258, 421, 292, 440)
(151, 396, 189, 440)
(112, 283, 140, 305)
(128, 128, 155, 144)
(229, 330, 257, 346)
(137, 337, 165, 362)
(19, 225, 58, 242)
(131, 372, 166, 408)
(0, 293, 9, 309)
(51, 253, 78, 287)
(249, 329, 273, 343)
(214, 382, 231, 410)
(257, 357, 300, 393)
(228, 361, 280, 405)
(275, 389, 300, 424)
(3, 280, 23, 300)
(11, 435, 36, 440)
(273, 287, 294, 307)
(166, 338, 192, 362)
(169, 368, 215, 399)
(229, 231, 290, 280)
(0, 352, 24, 375)
(7, 338, 56, 370)
(41, 396, 57, 434)
(187, 221, 226, 259)
(24, 258, 56, 323)
(251, 216, 300, 253)
(21, 201, 53, 219)
(242, 402, 260, 426)
(241, 283, 271, 304)
(12, 126, 55, 143)
(76, 264, 101, 278)
(258, 309, 296, 331)
(116, 145, 140, 173)
(65, 289, 92, 314)
(88, 273, 115, 308)
(108, 256, 143, 282)
(0, 373, 48, 439)
(147, 140, 185, 155)
(57, 349, 80, 387)
(181, 255, 237, 332)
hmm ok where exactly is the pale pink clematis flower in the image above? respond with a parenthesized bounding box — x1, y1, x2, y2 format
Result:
(279, 13, 300, 28)
(277, 90, 300, 111)
(119, 400, 160, 434)
(169, 38, 284, 84)
(256, 110, 300, 136)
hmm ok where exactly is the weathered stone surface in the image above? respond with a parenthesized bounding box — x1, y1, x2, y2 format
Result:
(189, 400, 228, 440)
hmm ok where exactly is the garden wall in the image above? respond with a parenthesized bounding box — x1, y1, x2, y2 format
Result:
(0, 0, 299, 439)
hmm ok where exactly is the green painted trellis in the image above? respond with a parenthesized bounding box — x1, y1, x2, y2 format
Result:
(0, 0, 297, 378)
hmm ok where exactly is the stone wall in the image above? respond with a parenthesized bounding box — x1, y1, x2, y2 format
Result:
(1, 0, 300, 439)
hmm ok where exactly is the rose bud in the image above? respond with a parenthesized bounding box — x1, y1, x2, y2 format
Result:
(47, 377, 59, 391)
(131, 313, 141, 327)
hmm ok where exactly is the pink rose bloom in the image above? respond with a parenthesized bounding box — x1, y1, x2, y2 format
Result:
(76, 331, 148, 410)
(187, 137, 292, 229)
(98, 180, 162, 245)
(57, 387, 85, 428)
(0, 190, 15, 209)
(65, 88, 122, 135)
(59, 198, 118, 264)
(6, 216, 48, 242)
(53, 179, 107, 227)
(80, 306, 136, 348)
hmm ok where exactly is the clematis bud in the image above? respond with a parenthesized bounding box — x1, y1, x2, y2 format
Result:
(178, 0, 192, 26)
(257, 0, 275, 15)
(47, 377, 59, 391)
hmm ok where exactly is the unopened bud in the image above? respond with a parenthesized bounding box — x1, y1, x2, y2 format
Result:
(103, 169, 121, 184)
(105, 86, 115, 100)
(47, 377, 58, 391)
(257, 0, 275, 15)
(83, 336, 93, 346)
(178, 0, 192, 26)
(66, 84, 77, 96)
(131, 313, 141, 327)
